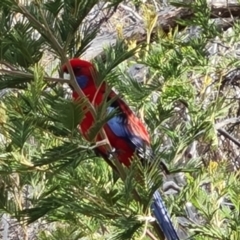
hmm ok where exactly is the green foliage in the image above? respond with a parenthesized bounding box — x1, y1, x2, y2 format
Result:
(0, 0, 240, 239)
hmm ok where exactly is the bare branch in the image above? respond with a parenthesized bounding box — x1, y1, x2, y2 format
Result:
(217, 128, 240, 147)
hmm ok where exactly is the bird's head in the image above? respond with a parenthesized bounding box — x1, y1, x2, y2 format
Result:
(62, 58, 94, 89)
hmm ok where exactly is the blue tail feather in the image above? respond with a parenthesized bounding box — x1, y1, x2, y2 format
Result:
(151, 191, 179, 240)
(105, 106, 179, 239)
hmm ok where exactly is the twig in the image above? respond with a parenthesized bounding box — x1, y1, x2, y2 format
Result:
(119, 3, 143, 22)
(213, 80, 240, 149)
(215, 117, 240, 129)
(217, 128, 240, 147)
(163, 181, 181, 193)
(0, 69, 69, 84)
(3, 3, 165, 238)
(36, 1, 127, 180)
(146, 230, 159, 240)
(0, 61, 17, 71)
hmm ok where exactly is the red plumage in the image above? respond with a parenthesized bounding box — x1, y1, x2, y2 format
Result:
(62, 58, 179, 240)
(63, 58, 150, 166)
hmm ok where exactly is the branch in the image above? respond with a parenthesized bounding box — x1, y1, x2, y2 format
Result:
(83, 1, 240, 60)
(146, 230, 159, 240)
(215, 117, 240, 129)
(2, 0, 128, 183)
(20, 3, 126, 178)
(0, 69, 69, 84)
(210, 0, 240, 17)
(217, 128, 240, 147)
(119, 3, 143, 22)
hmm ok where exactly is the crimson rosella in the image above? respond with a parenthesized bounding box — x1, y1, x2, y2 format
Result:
(62, 58, 179, 240)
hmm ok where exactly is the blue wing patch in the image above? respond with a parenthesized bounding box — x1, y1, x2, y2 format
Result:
(107, 106, 144, 150)
(76, 75, 88, 89)
(107, 107, 127, 137)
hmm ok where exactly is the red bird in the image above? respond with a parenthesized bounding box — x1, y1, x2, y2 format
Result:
(62, 59, 179, 240)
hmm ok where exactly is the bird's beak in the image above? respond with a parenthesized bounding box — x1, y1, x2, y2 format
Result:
(62, 71, 73, 90)
(63, 72, 71, 80)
